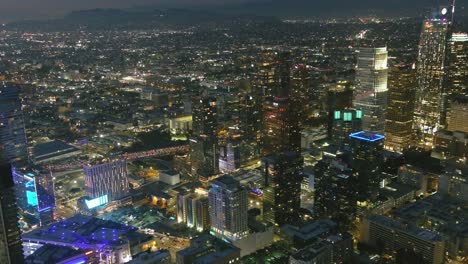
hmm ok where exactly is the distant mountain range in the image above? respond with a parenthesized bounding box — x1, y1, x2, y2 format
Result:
(5, 0, 467, 30)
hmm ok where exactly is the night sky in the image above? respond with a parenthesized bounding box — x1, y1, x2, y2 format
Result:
(0, 0, 464, 22)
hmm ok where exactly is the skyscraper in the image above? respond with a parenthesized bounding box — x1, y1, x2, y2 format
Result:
(291, 64, 312, 124)
(413, 8, 451, 148)
(0, 85, 28, 164)
(0, 164, 24, 264)
(327, 81, 354, 139)
(349, 131, 385, 203)
(12, 165, 55, 226)
(190, 95, 219, 178)
(354, 47, 388, 133)
(262, 152, 303, 226)
(446, 32, 468, 100)
(208, 175, 248, 241)
(384, 64, 417, 152)
(262, 97, 301, 156)
(238, 93, 262, 165)
(83, 159, 129, 203)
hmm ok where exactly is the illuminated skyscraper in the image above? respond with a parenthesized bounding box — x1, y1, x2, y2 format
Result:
(349, 131, 385, 203)
(327, 81, 354, 139)
(83, 159, 129, 203)
(12, 165, 55, 226)
(208, 175, 248, 241)
(262, 152, 303, 226)
(0, 85, 28, 164)
(384, 64, 417, 152)
(413, 8, 451, 148)
(446, 33, 468, 99)
(262, 97, 301, 156)
(447, 96, 468, 133)
(354, 47, 388, 133)
(190, 95, 219, 178)
(0, 164, 24, 264)
(252, 50, 278, 97)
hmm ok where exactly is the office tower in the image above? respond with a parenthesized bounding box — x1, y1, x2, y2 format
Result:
(446, 33, 468, 99)
(219, 136, 241, 173)
(262, 97, 301, 156)
(314, 158, 357, 231)
(326, 81, 353, 139)
(361, 215, 446, 264)
(12, 165, 55, 226)
(354, 47, 388, 133)
(384, 64, 417, 152)
(177, 193, 210, 232)
(414, 8, 451, 148)
(291, 64, 312, 124)
(238, 93, 262, 164)
(208, 175, 248, 241)
(331, 108, 363, 147)
(349, 131, 385, 202)
(0, 85, 28, 164)
(190, 95, 219, 178)
(252, 50, 278, 97)
(83, 159, 129, 202)
(0, 164, 24, 264)
(446, 96, 468, 133)
(262, 152, 303, 226)
(276, 51, 293, 97)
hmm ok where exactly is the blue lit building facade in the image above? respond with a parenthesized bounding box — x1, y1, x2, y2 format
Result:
(12, 165, 55, 227)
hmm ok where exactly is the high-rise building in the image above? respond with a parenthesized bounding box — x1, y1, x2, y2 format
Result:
(208, 175, 248, 241)
(83, 159, 129, 203)
(177, 192, 210, 232)
(252, 50, 278, 97)
(0, 85, 28, 164)
(262, 152, 303, 226)
(446, 33, 468, 100)
(291, 64, 312, 124)
(384, 64, 417, 152)
(414, 8, 451, 148)
(331, 108, 363, 147)
(354, 47, 388, 133)
(238, 93, 262, 165)
(349, 131, 385, 202)
(361, 215, 446, 264)
(314, 157, 357, 231)
(0, 164, 24, 264)
(12, 165, 55, 227)
(219, 136, 241, 173)
(446, 96, 468, 133)
(326, 81, 353, 139)
(190, 95, 219, 178)
(262, 97, 301, 156)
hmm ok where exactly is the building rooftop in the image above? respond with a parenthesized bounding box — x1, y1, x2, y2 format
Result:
(25, 245, 86, 264)
(281, 219, 337, 241)
(177, 234, 240, 263)
(367, 214, 445, 242)
(33, 140, 80, 163)
(349, 131, 385, 142)
(22, 214, 149, 249)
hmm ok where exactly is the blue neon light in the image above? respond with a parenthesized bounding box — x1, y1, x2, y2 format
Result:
(38, 206, 52, 212)
(85, 195, 108, 209)
(25, 179, 35, 188)
(250, 188, 263, 195)
(64, 258, 86, 264)
(27, 191, 38, 206)
(349, 131, 385, 142)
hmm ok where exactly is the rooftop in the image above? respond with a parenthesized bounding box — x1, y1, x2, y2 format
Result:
(349, 131, 385, 142)
(25, 245, 86, 264)
(367, 214, 445, 242)
(33, 140, 80, 162)
(22, 214, 149, 249)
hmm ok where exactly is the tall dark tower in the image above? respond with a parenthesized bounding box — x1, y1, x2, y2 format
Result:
(384, 64, 417, 153)
(291, 64, 312, 124)
(0, 164, 24, 264)
(0, 85, 28, 164)
(190, 95, 219, 179)
(262, 152, 303, 226)
(349, 131, 385, 203)
(262, 97, 301, 156)
(238, 92, 262, 165)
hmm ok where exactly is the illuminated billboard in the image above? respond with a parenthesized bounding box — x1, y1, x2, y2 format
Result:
(85, 195, 108, 209)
